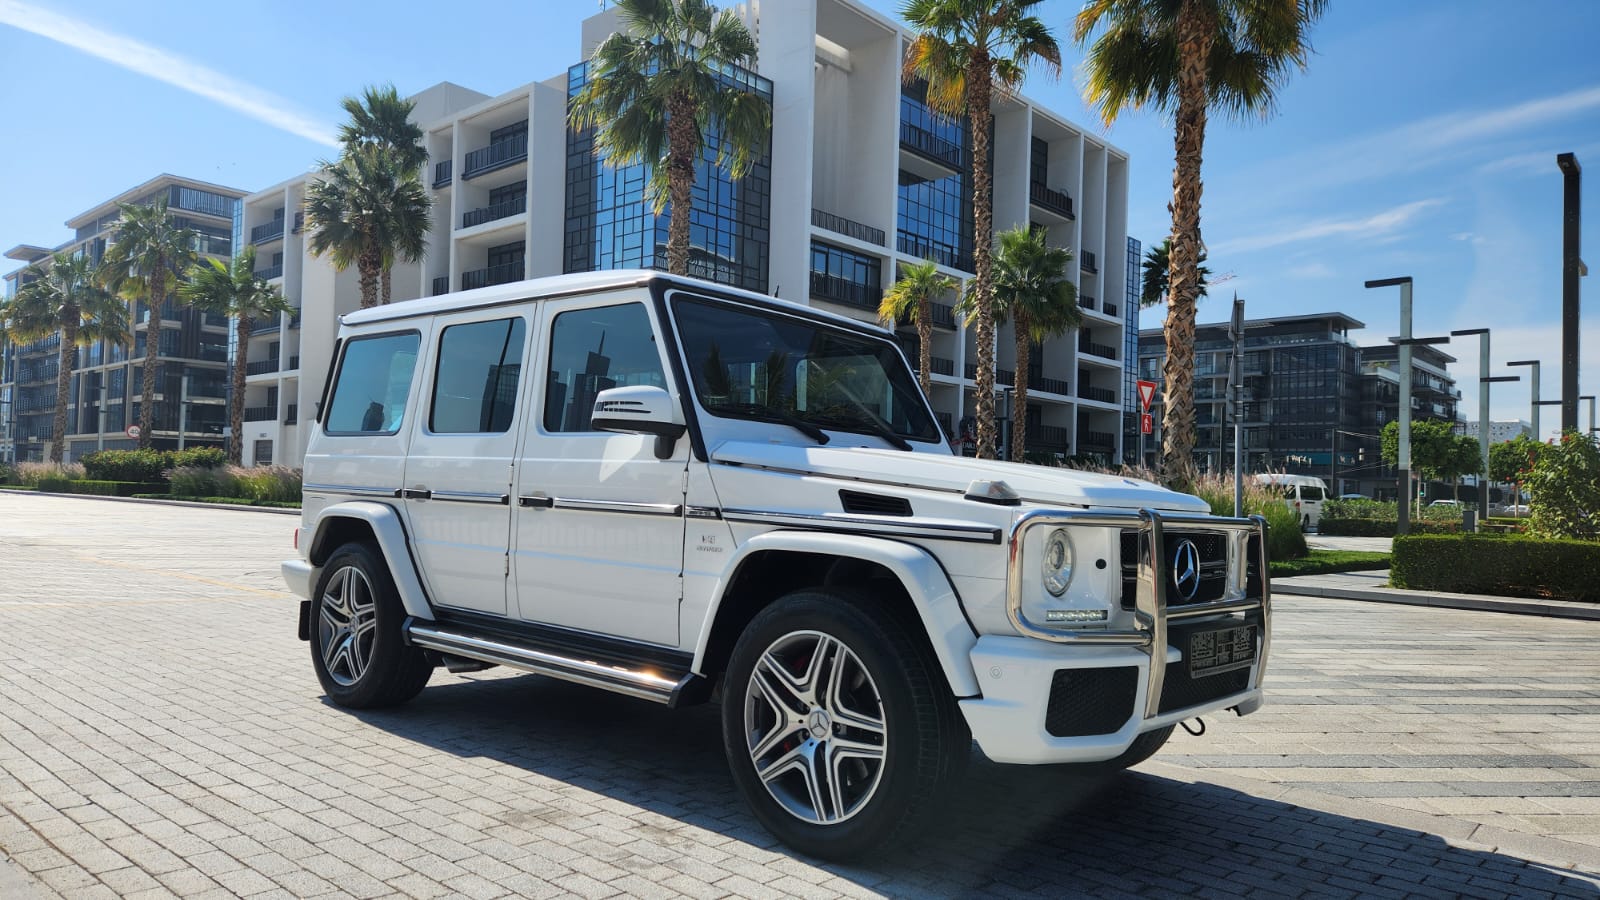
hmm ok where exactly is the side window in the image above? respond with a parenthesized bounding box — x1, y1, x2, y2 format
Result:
(325, 332, 420, 435)
(544, 303, 665, 433)
(429, 317, 527, 434)
(1302, 486, 1324, 502)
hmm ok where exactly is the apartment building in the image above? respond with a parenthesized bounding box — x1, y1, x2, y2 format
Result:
(1, 175, 246, 462)
(243, 0, 1132, 469)
(1460, 420, 1533, 442)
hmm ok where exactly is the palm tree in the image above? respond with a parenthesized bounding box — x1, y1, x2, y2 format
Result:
(903, 0, 1061, 460)
(1075, 0, 1327, 489)
(1139, 237, 1210, 308)
(959, 227, 1078, 460)
(879, 260, 957, 397)
(178, 246, 292, 464)
(8, 252, 129, 462)
(337, 84, 429, 305)
(568, 0, 771, 276)
(306, 145, 432, 309)
(102, 199, 198, 449)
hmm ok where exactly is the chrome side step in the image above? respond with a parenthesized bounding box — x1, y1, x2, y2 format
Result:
(407, 622, 696, 705)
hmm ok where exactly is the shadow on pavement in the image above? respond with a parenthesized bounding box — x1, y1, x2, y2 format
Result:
(350, 673, 1599, 898)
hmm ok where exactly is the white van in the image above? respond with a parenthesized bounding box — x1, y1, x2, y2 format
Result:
(1253, 474, 1328, 531)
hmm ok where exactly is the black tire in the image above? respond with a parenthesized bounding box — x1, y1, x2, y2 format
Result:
(720, 588, 969, 861)
(310, 542, 432, 709)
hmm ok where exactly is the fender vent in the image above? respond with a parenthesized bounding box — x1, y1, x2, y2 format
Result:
(839, 490, 912, 517)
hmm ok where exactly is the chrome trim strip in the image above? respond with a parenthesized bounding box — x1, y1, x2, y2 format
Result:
(302, 482, 401, 498)
(685, 505, 723, 519)
(552, 497, 684, 517)
(408, 624, 681, 704)
(1251, 513, 1272, 691)
(430, 490, 510, 505)
(1138, 510, 1168, 718)
(723, 508, 1002, 544)
(1166, 596, 1263, 621)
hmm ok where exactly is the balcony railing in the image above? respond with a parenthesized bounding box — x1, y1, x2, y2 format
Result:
(243, 406, 275, 422)
(1079, 429, 1116, 449)
(1079, 337, 1119, 360)
(966, 363, 1016, 385)
(1079, 294, 1096, 311)
(897, 303, 957, 331)
(1028, 182, 1075, 219)
(288, 355, 299, 370)
(250, 219, 284, 244)
(432, 275, 450, 296)
(937, 411, 953, 438)
(811, 209, 886, 247)
(245, 358, 280, 376)
(433, 160, 453, 188)
(463, 194, 527, 229)
(1078, 384, 1116, 403)
(253, 319, 281, 336)
(1035, 375, 1070, 396)
(463, 132, 529, 179)
(1028, 424, 1070, 449)
(896, 230, 972, 273)
(1102, 301, 1120, 318)
(1080, 250, 1098, 274)
(931, 356, 954, 377)
(254, 264, 283, 280)
(285, 404, 298, 425)
(461, 261, 525, 291)
(899, 122, 964, 170)
(291, 211, 304, 235)
(809, 271, 882, 310)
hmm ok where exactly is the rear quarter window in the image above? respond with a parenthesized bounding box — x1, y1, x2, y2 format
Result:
(325, 332, 421, 435)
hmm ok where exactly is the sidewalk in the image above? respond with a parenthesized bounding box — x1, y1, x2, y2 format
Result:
(1275, 568, 1600, 621)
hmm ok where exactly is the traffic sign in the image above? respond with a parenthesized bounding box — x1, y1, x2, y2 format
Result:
(125, 425, 141, 440)
(1140, 413, 1153, 435)
(1136, 380, 1157, 411)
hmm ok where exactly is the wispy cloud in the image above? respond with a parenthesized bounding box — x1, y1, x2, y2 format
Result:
(1477, 141, 1600, 178)
(1287, 262, 1334, 279)
(0, 0, 337, 147)
(1213, 198, 1446, 255)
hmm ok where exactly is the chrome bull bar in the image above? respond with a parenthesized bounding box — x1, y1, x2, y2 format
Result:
(1005, 507, 1271, 719)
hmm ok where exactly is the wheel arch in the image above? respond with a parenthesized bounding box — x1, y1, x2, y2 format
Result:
(692, 532, 981, 698)
(306, 501, 434, 620)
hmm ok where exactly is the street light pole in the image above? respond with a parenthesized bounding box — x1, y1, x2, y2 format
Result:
(1584, 394, 1597, 436)
(1452, 328, 1506, 521)
(1557, 153, 1583, 433)
(1366, 277, 1414, 534)
(1229, 296, 1245, 517)
(1508, 360, 1541, 440)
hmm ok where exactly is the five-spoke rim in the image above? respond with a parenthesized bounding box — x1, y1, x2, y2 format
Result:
(319, 565, 377, 687)
(743, 630, 887, 825)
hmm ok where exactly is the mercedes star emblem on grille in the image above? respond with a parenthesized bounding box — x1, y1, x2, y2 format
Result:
(1173, 539, 1201, 601)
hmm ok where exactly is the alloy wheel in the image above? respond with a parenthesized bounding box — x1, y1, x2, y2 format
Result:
(319, 565, 377, 687)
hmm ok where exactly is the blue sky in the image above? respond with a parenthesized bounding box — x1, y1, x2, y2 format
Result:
(2, 0, 1597, 434)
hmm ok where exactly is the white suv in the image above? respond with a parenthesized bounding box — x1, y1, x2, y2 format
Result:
(282, 271, 1271, 860)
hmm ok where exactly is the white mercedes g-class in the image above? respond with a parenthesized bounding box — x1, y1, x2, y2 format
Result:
(282, 270, 1270, 860)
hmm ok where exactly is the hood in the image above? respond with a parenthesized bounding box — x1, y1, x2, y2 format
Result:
(711, 441, 1210, 512)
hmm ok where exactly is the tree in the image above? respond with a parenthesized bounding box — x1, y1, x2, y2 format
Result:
(1139, 237, 1210, 308)
(1380, 420, 1474, 511)
(879, 260, 957, 398)
(1489, 434, 1543, 510)
(1076, 0, 1328, 489)
(102, 199, 198, 449)
(6, 252, 129, 462)
(306, 145, 431, 309)
(568, 0, 770, 277)
(963, 226, 1078, 460)
(1442, 434, 1482, 501)
(337, 84, 429, 305)
(178, 246, 292, 464)
(1525, 431, 1600, 540)
(903, 0, 1061, 460)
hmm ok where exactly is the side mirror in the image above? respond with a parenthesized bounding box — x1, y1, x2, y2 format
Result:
(591, 385, 687, 460)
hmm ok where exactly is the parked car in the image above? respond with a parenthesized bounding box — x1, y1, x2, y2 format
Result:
(1426, 499, 1462, 509)
(281, 271, 1273, 860)
(1252, 473, 1328, 531)
(1336, 492, 1368, 501)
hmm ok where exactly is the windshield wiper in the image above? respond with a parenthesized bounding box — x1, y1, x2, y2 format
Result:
(814, 412, 913, 452)
(710, 402, 830, 445)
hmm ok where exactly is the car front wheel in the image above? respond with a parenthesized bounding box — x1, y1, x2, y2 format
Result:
(310, 542, 432, 709)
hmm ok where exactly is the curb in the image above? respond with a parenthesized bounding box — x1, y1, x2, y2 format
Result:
(1274, 577, 1600, 621)
(0, 487, 300, 516)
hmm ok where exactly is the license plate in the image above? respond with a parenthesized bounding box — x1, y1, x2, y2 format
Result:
(1189, 625, 1257, 677)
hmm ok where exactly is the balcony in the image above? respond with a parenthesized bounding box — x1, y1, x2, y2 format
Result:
(1035, 375, 1070, 396)
(250, 219, 284, 244)
(463, 132, 528, 179)
(897, 302, 957, 331)
(1080, 251, 1098, 274)
(254, 264, 283, 280)
(1079, 336, 1119, 360)
(252, 319, 281, 336)
(1079, 294, 1096, 311)
(1028, 182, 1075, 220)
(243, 406, 275, 422)
(245, 358, 280, 377)
(937, 411, 953, 438)
(899, 121, 963, 171)
(809, 271, 882, 310)
(1102, 300, 1120, 318)
(291, 211, 304, 235)
(965, 363, 1016, 385)
(288, 355, 299, 370)
(1080, 429, 1116, 450)
(812, 209, 886, 247)
(931, 356, 954, 377)
(285, 404, 298, 425)
(433, 160, 453, 188)
(461, 261, 525, 291)
(1078, 384, 1116, 404)
(432, 275, 450, 296)
(896, 230, 972, 273)
(462, 194, 527, 229)
(1028, 424, 1070, 450)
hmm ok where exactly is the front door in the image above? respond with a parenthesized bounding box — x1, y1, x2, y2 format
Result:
(401, 310, 532, 616)
(511, 297, 687, 646)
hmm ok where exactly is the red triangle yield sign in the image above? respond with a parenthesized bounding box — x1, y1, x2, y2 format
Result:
(1137, 380, 1156, 411)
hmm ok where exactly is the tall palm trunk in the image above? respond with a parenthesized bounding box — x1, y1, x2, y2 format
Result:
(381, 265, 392, 306)
(1013, 315, 1030, 462)
(665, 93, 698, 276)
(230, 316, 251, 465)
(358, 245, 382, 308)
(139, 255, 165, 450)
(1158, 0, 1214, 492)
(916, 297, 933, 398)
(967, 54, 997, 460)
(51, 314, 79, 463)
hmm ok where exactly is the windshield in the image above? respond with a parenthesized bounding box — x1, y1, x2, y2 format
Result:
(672, 295, 940, 443)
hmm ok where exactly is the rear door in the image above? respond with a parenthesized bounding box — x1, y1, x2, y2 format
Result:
(400, 309, 533, 616)
(1300, 482, 1326, 527)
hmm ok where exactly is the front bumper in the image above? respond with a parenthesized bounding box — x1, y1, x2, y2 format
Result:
(282, 558, 315, 600)
(962, 507, 1269, 765)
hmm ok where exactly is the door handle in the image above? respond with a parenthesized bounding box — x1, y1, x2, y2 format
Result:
(403, 488, 433, 500)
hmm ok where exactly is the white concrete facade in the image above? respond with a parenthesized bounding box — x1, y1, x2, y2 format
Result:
(246, 0, 1130, 469)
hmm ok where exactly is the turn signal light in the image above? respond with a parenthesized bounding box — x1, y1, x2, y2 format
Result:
(293, 528, 299, 550)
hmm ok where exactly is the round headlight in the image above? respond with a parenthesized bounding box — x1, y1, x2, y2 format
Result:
(1042, 528, 1073, 596)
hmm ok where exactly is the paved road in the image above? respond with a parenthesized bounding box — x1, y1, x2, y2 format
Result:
(1304, 534, 1392, 553)
(1, 493, 1597, 899)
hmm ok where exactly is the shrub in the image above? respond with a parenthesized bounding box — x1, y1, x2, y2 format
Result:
(1187, 471, 1309, 561)
(226, 465, 302, 502)
(168, 465, 238, 498)
(0, 462, 14, 484)
(15, 461, 85, 486)
(168, 447, 226, 469)
(1525, 431, 1600, 541)
(1392, 533, 1600, 602)
(81, 449, 169, 483)
(37, 475, 74, 493)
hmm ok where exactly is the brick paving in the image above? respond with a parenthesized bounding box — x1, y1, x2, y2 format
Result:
(1, 492, 1597, 898)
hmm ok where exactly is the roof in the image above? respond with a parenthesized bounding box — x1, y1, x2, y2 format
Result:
(1139, 311, 1366, 339)
(4, 245, 53, 264)
(64, 174, 249, 229)
(340, 270, 894, 338)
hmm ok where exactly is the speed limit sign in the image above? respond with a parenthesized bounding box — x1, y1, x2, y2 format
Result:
(126, 425, 141, 440)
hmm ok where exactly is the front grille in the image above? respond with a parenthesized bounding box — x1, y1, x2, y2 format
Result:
(1159, 666, 1251, 714)
(1045, 667, 1138, 736)
(1120, 529, 1229, 608)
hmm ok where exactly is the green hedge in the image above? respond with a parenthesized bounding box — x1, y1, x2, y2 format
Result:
(80, 448, 227, 483)
(37, 475, 74, 493)
(31, 479, 169, 496)
(1269, 550, 1390, 578)
(131, 493, 301, 509)
(1391, 533, 1600, 602)
(1320, 518, 1462, 537)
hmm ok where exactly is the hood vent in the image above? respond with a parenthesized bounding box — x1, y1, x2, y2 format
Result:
(839, 490, 913, 517)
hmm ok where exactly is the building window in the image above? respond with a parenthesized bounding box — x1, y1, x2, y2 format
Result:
(544, 304, 665, 433)
(254, 440, 273, 466)
(896, 86, 973, 273)
(429, 318, 527, 434)
(168, 186, 235, 219)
